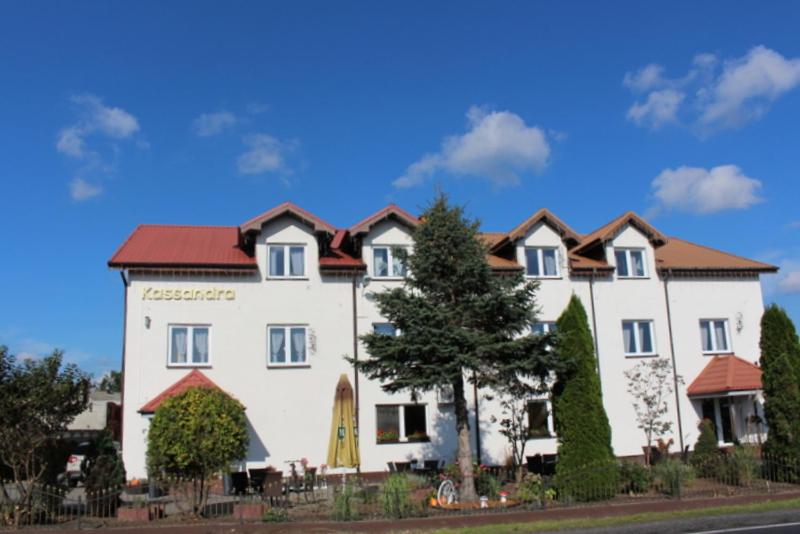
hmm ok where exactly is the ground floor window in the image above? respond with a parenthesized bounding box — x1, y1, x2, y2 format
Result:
(375, 404, 428, 443)
(527, 400, 552, 438)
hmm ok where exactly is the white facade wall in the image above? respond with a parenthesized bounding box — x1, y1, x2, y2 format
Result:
(120, 216, 769, 478)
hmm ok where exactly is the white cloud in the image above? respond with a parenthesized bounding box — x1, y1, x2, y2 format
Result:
(69, 178, 102, 201)
(779, 270, 800, 294)
(650, 164, 763, 214)
(623, 64, 666, 92)
(192, 111, 237, 137)
(626, 89, 685, 129)
(237, 134, 292, 175)
(394, 106, 551, 188)
(624, 46, 800, 133)
(698, 46, 800, 129)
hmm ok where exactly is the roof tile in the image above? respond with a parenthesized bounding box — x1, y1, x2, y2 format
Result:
(687, 355, 763, 396)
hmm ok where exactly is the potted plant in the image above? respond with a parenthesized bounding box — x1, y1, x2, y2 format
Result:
(377, 429, 399, 443)
(406, 431, 429, 442)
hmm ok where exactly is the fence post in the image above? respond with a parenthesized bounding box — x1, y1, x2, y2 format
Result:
(77, 495, 83, 530)
(238, 494, 243, 525)
(539, 476, 547, 510)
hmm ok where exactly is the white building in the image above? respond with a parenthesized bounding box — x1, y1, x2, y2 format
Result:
(108, 203, 777, 479)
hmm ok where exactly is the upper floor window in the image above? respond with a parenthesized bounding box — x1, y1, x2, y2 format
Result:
(532, 321, 557, 335)
(268, 244, 305, 278)
(373, 246, 407, 278)
(268, 325, 308, 366)
(615, 248, 646, 278)
(525, 247, 559, 277)
(168, 324, 210, 366)
(373, 323, 398, 336)
(700, 319, 731, 354)
(622, 320, 655, 356)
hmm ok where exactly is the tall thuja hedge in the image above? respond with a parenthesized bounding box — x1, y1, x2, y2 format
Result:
(760, 305, 800, 467)
(553, 295, 617, 501)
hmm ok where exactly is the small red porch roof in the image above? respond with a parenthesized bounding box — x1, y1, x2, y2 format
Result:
(686, 355, 763, 397)
(139, 369, 227, 413)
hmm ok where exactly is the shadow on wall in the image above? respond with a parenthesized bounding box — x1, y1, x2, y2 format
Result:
(244, 416, 270, 467)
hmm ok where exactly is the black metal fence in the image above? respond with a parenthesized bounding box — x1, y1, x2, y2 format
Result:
(1, 452, 799, 529)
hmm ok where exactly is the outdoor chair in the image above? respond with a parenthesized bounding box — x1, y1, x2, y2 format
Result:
(263, 470, 284, 506)
(423, 459, 441, 472)
(394, 461, 412, 473)
(248, 468, 268, 494)
(230, 471, 249, 495)
(387, 461, 397, 473)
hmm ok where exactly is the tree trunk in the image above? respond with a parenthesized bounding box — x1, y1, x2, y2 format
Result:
(453, 376, 477, 502)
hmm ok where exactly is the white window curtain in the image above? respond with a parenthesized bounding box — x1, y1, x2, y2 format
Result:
(192, 328, 209, 363)
(622, 322, 635, 353)
(631, 251, 645, 276)
(714, 321, 728, 351)
(269, 247, 284, 276)
(543, 249, 557, 276)
(638, 322, 653, 353)
(289, 247, 304, 276)
(615, 250, 629, 276)
(171, 328, 188, 363)
(391, 252, 405, 277)
(374, 248, 389, 277)
(270, 328, 286, 363)
(290, 327, 306, 362)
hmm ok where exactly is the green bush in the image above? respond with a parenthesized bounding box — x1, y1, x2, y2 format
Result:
(475, 469, 500, 499)
(331, 481, 359, 521)
(554, 460, 619, 503)
(619, 460, 651, 494)
(262, 507, 289, 523)
(718, 447, 760, 487)
(381, 474, 413, 519)
(653, 459, 694, 497)
(691, 419, 721, 477)
(516, 473, 543, 503)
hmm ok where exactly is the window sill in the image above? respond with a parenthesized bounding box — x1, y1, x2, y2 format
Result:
(527, 434, 554, 440)
(267, 363, 311, 369)
(265, 277, 309, 281)
(167, 363, 212, 369)
(616, 276, 650, 280)
(376, 438, 430, 445)
(624, 353, 659, 359)
(702, 351, 733, 356)
(525, 275, 562, 280)
(371, 276, 405, 281)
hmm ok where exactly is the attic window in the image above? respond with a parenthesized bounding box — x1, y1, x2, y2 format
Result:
(615, 248, 646, 278)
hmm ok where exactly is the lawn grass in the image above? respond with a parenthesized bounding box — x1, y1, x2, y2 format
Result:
(423, 497, 800, 533)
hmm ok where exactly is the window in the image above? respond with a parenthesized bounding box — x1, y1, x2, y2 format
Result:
(375, 404, 428, 443)
(527, 401, 551, 438)
(268, 244, 305, 278)
(525, 247, 559, 277)
(532, 321, 557, 335)
(267, 325, 308, 366)
(701, 398, 734, 444)
(615, 248, 646, 278)
(437, 386, 454, 405)
(622, 320, 655, 356)
(373, 246, 407, 278)
(373, 323, 398, 336)
(700, 319, 730, 353)
(168, 325, 210, 366)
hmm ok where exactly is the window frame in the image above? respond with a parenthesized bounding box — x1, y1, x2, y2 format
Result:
(375, 404, 429, 444)
(371, 245, 408, 279)
(267, 324, 310, 367)
(373, 323, 399, 337)
(524, 246, 560, 278)
(266, 243, 307, 279)
(526, 399, 554, 439)
(532, 321, 557, 335)
(699, 319, 732, 354)
(614, 248, 648, 278)
(167, 324, 212, 368)
(622, 319, 657, 357)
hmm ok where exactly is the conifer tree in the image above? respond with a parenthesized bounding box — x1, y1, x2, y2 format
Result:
(357, 193, 558, 502)
(691, 418, 721, 477)
(553, 295, 616, 500)
(760, 304, 800, 388)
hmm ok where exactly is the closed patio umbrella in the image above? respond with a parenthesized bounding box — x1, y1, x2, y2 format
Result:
(326, 374, 360, 468)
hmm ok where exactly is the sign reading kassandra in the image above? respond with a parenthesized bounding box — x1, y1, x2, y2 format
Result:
(142, 287, 236, 301)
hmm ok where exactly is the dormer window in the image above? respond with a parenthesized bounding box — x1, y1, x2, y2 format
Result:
(373, 246, 407, 278)
(525, 247, 559, 278)
(268, 244, 306, 278)
(614, 248, 646, 278)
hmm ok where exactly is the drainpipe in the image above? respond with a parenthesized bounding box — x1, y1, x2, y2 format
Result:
(351, 273, 361, 472)
(472, 376, 481, 465)
(662, 271, 685, 454)
(119, 271, 128, 447)
(588, 269, 602, 378)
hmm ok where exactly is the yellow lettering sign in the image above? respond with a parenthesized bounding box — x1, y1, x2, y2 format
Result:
(142, 287, 236, 301)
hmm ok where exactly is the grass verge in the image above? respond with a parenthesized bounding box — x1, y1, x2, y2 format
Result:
(425, 497, 800, 533)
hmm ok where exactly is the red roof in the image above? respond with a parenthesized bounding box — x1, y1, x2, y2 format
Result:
(240, 201, 336, 234)
(686, 355, 763, 397)
(349, 204, 419, 235)
(139, 369, 229, 413)
(108, 225, 256, 269)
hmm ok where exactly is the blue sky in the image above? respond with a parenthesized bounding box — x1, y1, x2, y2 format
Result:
(1, 1, 798, 377)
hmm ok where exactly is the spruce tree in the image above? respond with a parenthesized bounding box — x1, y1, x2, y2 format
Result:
(691, 418, 720, 477)
(357, 193, 558, 502)
(553, 295, 616, 500)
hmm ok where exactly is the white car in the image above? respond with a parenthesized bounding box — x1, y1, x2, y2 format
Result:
(65, 442, 91, 487)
